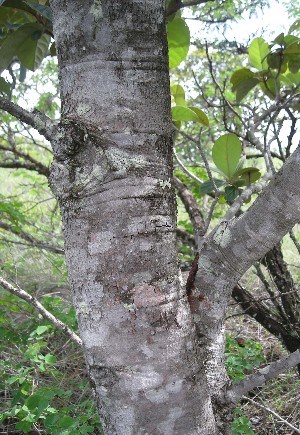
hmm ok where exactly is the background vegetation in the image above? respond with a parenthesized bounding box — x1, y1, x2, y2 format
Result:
(1, 0, 300, 433)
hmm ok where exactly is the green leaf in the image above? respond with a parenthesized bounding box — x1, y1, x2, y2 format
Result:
(57, 415, 76, 429)
(15, 420, 33, 432)
(170, 84, 186, 106)
(272, 32, 285, 46)
(231, 68, 260, 101)
(167, 16, 190, 69)
(235, 167, 261, 186)
(45, 354, 57, 364)
(26, 394, 48, 412)
(45, 413, 60, 426)
(230, 68, 254, 91)
(35, 325, 49, 335)
(0, 23, 50, 73)
(0, 76, 10, 95)
(260, 77, 277, 99)
(289, 19, 300, 35)
(224, 186, 239, 202)
(199, 179, 225, 195)
(285, 41, 300, 54)
(24, 1, 53, 22)
(172, 105, 198, 122)
(16, 28, 51, 71)
(248, 37, 269, 70)
(287, 55, 300, 74)
(188, 106, 209, 126)
(212, 133, 242, 178)
(237, 77, 260, 102)
(282, 70, 300, 85)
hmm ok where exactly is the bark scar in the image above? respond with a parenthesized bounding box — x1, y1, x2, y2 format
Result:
(186, 252, 199, 307)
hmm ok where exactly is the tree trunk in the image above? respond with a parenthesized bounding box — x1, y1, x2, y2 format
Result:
(49, 1, 217, 433)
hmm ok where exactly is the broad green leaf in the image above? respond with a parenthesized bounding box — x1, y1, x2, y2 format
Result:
(284, 35, 300, 47)
(212, 133, 242, 179)
(24, 1, 53, 22)
(230, 68, 254, 91)
(167, 16, 190, 69)
(1, 0, 35, 18)
(282, 70, 300, 85)
(173, 120, 181, 130)
(188, 106, 209, 126)
(231, 68, 260, 101)
(0, 77, 10, 95)
(249, 38, 269, 70)
(57, 415, 75, 429)
(45, 353, 57, 364)
(0, 23, 49, 72)
(285, 41, 300, 54)
(170, 84, 186, 106)
(16, 29, 51, 71)
(288, 55, 300, 74)
(26, 394, 48, 412)
(199, 179, 225, 195)
(172, 105, 198, 122)
(1, 0, 52, 23)
(289, 19, 300, 35)
(235, 167, 261, 186)
(267, 52, 283, 70)
(225, 186, 239, 202)
(15, 421, 33, 432)
(236, 77, 259, 102)
(272, 32, 285, 46)
(260, 77, 277, 99)
(35, 325, 49, 335)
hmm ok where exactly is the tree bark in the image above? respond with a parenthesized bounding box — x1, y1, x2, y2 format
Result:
(45, 1, 300, 434)
(49, 1, 217, 433)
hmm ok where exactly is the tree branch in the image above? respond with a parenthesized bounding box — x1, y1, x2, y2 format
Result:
(0, 98, 56, 142)
(176, 227, 196, 247)
(0, 144, 50, 177)
(166, 0, 213, 16)
(0, 276, 82, 346)
(226, 349, 300, 403)
(241, 396, 300, 434)
(0, 220, 64, 254)
(174, 176, 204, 233)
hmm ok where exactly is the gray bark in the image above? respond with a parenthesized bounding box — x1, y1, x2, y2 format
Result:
(193, 146, 300, 405)
(49, 1, 216, 434)
(43, 1, 300, 434)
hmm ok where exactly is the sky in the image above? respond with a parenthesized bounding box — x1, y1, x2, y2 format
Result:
(186, 0, 292, 45)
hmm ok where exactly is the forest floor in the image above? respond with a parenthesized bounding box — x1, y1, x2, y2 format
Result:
(226, 297, 300, 435)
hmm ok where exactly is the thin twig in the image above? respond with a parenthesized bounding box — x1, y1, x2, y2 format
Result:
(242, 396, 300, 434)
(225, 172, 272, 220)
(0, 277, 82, 346)
(175, 128, 220, 195)
(173, 147, 204, 184)
(289, 229, 300, 256)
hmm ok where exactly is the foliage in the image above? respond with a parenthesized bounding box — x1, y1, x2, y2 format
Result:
(232, 409, 255, 435)
(226, 336, 264, 434)
(225, 334, 265, 382)
(0, 0, 300, 433)
(0, 290, 102, 434)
